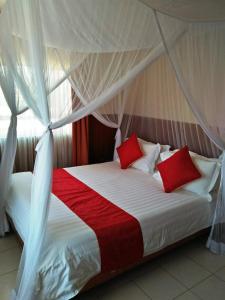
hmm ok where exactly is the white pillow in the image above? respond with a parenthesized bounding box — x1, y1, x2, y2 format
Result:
(132, 143, 161, 174)
(154, 150, 221, 200)
(138, 138, 170, 153)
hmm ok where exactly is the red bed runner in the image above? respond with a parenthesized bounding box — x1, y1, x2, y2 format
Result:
(52, 168, 144, 273)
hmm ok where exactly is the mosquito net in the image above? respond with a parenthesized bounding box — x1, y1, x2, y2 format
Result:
(0, 1, 224, 299)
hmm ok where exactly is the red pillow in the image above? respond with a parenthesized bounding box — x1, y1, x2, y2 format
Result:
(117, 133, 143, 169)
(156, 146, 201, 192)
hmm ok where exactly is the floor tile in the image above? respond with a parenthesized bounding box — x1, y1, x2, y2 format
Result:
(71, 285, 101, 300)
(126, 259, 160, 280)
(76, 291, 98, 300)
(0, 270, 17, 300)
(134, 266, 186, 300)
(185, 245, 225, 273)
(215, 266, 225, 282)
(99, 281, 150, 300)
(175, 291, 200, 300)
(160, 252, 210, 288)
(2, 237, 225, 300)
(93, 273, 131, 297)
(0, 233, 19, 252)
(176, 239, 205, 256)
(0, 247, 21, 276)
(191, 275, 225, 300)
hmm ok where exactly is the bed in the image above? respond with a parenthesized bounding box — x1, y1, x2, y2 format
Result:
(6, 161, 215, 300)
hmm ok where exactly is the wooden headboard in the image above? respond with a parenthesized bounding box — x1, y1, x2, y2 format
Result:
(89, 114, 221, 162)
(124, 115, 221, 158)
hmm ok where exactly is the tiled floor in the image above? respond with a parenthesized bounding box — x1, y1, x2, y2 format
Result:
(1, 234, 225, 300)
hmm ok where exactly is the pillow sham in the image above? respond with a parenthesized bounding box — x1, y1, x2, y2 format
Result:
(154, 148, 221, 199)
(116, 133, 143, 169)
(156, 146, 201, 193)
(138, 138, 170, 153)
(132, 143, 161, 174)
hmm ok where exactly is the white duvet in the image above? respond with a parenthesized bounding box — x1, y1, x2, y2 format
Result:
(6, 162, 214, 300)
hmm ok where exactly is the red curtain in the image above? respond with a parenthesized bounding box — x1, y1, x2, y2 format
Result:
(72, 114, 116, 166)
(72, 116, 89, 166)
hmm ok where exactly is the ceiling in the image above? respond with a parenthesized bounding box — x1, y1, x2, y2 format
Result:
(140, 0, 225, 21)
(1, 0, 225, 21)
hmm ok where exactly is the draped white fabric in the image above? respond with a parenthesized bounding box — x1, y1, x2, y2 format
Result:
(0, 0, 166, 299)
(0, 75, 72, 172)
(0, 0, 225, 299)
(154, 12, 225, 254)
(0, 57, 27, 236)
(112, 53, 220, 157)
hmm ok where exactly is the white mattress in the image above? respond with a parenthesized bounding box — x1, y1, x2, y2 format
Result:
(6, 161, 215, 300)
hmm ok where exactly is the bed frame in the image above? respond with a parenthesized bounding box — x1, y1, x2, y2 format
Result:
(7, 213, 209, 297)
(83, 228, 209, 293)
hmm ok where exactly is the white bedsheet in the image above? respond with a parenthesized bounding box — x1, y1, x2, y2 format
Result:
(6, 162, 214, 300)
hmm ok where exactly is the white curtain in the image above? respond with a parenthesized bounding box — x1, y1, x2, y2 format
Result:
(154, 12, 225, 254)
(0, 58, 27, 236)
(112, 52, 220, 158)
(60, 7, 184, 150)
(0, 75, 72, 172)
(1, 0, 225, 299)
(0, 0, 167, 299)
